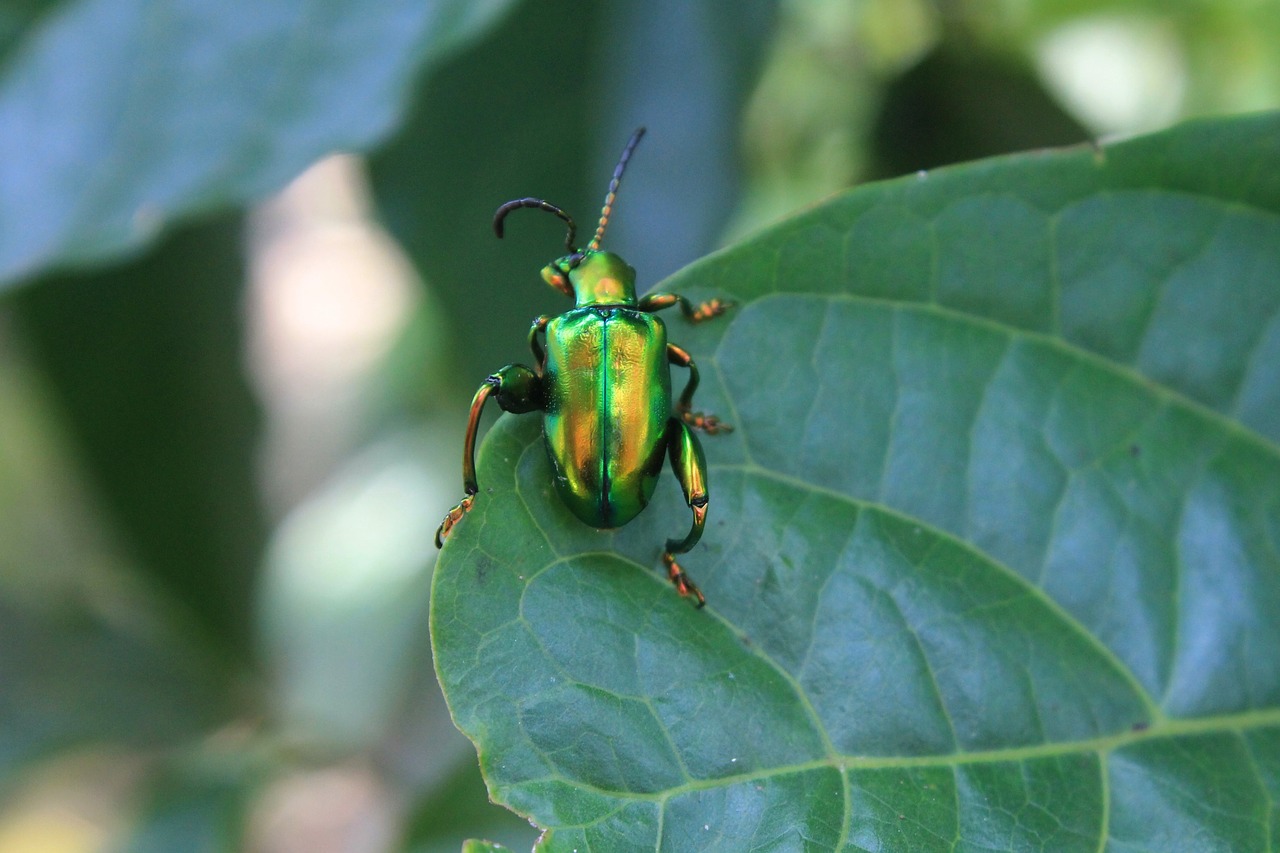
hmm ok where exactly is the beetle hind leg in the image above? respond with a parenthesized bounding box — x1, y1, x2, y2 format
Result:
(661, 418, 710, 608)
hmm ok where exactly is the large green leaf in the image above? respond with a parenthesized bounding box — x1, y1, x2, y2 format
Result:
(0, 0, 516, 287)
(432, 113, 1280, 850)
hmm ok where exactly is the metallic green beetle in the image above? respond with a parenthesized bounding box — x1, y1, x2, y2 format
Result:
(435, 128, 731, 606)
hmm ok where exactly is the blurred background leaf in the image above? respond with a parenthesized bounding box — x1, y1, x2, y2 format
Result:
(399, 757, 534, 853)
(109, 755, 261, 853)
(10, 215, 265, 663)
(866, 44, 1090, 179)
(0, 0, 1278, 850)
(0, 0, 62, 61)
(0, 0, 519, 286)
(0, 597, 235, 779)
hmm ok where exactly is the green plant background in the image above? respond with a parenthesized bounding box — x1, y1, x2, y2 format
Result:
(0, 1, 1277, 851)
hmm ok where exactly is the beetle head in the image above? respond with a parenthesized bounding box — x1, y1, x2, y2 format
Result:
(547, 250, 636, 306)
(495, 128, 647, 306)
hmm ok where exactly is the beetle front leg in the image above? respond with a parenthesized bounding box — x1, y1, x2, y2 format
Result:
(662, 417, 710, 607)
(528, 315, 551, 372)
(638, 292, 732, 324)
(667, 343, 731, 435)
(436, 364, 543, 547)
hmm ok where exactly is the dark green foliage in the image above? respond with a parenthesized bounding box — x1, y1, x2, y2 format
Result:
(11, 216, 265, 661)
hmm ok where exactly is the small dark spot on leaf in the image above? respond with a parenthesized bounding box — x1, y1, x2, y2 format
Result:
(1131, 720, 1149, 732)
(1129, 444, 1141, 457)
(475, 555, 495, 586)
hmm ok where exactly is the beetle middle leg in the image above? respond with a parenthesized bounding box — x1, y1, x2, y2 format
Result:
(661, 417, 711, 607)
(667, 343, 731, 435)
(435, 364, 543, 547)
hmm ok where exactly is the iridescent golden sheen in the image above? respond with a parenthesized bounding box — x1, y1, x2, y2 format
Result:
(543, 304, 670, 528)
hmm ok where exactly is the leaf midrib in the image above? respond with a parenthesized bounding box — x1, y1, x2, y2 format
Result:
(496, 706, 1280, 807)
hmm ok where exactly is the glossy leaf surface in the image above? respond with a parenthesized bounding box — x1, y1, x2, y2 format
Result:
(434, 114, 1280, 850)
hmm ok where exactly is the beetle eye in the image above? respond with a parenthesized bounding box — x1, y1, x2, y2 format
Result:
(541, 265, 573, 296)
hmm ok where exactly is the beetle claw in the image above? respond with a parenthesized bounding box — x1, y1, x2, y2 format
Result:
(689, 298, 732, 324)
(435, 494, 476, 548)
(680, 408, 733, 435)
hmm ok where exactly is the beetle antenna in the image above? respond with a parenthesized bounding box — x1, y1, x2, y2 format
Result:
(587, 127, 645, 251)
(493, 198, 578, 253)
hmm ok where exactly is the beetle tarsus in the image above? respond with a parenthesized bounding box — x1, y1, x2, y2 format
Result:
(678, 406, 733, 434)
(688, 298, 732, 324)
(663, 552, 706, 608)
(435, 494, 476, 548)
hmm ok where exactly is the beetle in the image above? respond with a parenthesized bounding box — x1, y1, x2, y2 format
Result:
(434, 128, 732, 606)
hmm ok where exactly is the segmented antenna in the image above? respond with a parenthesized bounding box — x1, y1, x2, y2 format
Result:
(587, 127, 646, 251)
(492, 198, 577, 253)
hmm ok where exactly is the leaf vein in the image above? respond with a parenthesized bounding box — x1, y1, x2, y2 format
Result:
(714, 462, 1163, 720)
